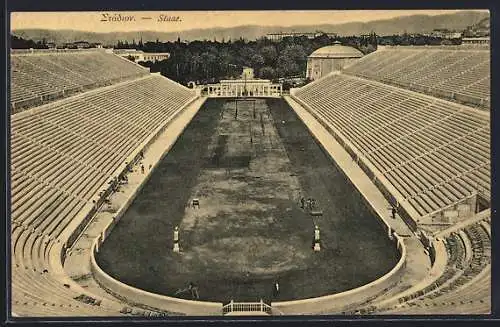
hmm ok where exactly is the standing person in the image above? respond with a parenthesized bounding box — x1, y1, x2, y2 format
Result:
(392, 207, 397, 219)
(141, 164, 145, 174)
(188, 282, 199, 300)
(314, 225, 320, 242)
(273, 281, 280, 298)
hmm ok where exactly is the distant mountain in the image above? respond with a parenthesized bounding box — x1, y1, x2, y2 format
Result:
(12, 10, 489, 44)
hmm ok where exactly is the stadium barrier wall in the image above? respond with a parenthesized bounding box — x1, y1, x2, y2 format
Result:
(10, 48, 105, 55)
(272, 233, 406, 314)
(371, 237, 448, 310)
(341, 48, 489, 111)
(434, 209, 490, 239)
(454, 92, 487, 108)
(11, 74, 150, 114)
(10, 50, 151, 114)
(90, 237, 223, 315)
(428, 241, 436, 265)
(344, 73, 488, 111)
(90, 95, 404, 316)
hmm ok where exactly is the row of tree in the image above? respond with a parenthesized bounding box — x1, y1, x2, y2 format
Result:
(11, 35, 49, 49)
(122, 33, 378, 85)
(11, 32, 464, 86)
(378, 34, 462, 46)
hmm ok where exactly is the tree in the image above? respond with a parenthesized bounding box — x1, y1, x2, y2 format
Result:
(11, 35, 40, 49)
(250, 53, 265, 68)
(126, 32, 454, 86)
(275, 44, 307, 77)
(200, 51, 217, 79)
(259, 66, 276, 79)
(314, 33, 331, 47)
(261, 45, 278, 65)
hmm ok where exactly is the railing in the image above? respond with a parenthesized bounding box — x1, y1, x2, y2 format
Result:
(201, 82, 283, 98)
(222, 299, 273, 315)
(420, 191, 478, 221)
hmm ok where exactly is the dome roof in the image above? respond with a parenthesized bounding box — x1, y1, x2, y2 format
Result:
(309, 43, 363, 58)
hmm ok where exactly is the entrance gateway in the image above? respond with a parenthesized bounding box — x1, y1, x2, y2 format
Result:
(222, 299, 283, 315)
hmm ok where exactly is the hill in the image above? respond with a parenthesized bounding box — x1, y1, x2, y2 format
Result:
(12, 11, 488, 44)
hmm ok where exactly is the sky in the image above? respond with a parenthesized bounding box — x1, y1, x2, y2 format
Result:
(10, 10, 488, 33)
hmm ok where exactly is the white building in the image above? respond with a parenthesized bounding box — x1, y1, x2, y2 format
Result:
(266, 31, 338, 41)
(203, 79, 282, 97)
(462, 37, 490, 46)
(114, 49, 170, 63)
(306, 42, 363, 81)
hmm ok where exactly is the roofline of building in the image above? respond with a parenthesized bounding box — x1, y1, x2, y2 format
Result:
(308, 54, 363, 59)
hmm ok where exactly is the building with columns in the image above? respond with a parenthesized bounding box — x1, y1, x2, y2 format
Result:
(266, 31, 338, 41)
(461, 37, 490, 46)
(113, 49, 170, 63)
(202, 79, 282, 97)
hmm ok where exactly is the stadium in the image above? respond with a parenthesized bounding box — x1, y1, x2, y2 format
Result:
(9, 19, 491, 316)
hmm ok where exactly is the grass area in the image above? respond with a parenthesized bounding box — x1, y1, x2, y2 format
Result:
(97, 98, 399, 304)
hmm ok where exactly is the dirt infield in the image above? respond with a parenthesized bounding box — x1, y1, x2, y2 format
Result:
(97, 98, 399, 303)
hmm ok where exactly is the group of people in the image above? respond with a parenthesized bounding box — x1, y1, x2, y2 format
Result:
(118, 174, 128, 185)
(300, 196, 317, 211)
(175, 282, 200, 300)
(139, 162, 152, 174)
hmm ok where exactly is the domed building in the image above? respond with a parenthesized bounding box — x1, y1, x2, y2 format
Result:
(306, 42, 364, 80)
